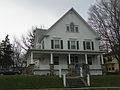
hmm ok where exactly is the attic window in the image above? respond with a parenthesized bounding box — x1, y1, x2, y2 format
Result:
(70, 22, 74, 32)
(66, 22, 79, 32)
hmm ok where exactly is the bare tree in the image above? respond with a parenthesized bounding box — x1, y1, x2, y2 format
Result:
(12, 37, 26, 68)
(88, 0, 120, 62)
(15, 29, 35, 51)
(21, 29, 35, 51)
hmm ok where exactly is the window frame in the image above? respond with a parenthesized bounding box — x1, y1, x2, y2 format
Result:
(68, 40, 79, 50)
(86, 41, 91, 50)
(54, 40, 60, 49)
(83, 40, 94, 50)
(51, 39, 63, 49)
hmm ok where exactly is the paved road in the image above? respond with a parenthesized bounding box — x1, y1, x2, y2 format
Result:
(17, 87, 120, 90)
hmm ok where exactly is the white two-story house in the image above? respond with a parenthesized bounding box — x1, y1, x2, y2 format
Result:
(26, 8, 104, 75)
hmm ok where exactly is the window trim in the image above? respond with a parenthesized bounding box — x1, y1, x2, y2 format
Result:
(68, 40, 79, 50)
(86, 41, 91, 50)
(54, 40, 61, 49)
(83, 40, 94, 50)
(51, 39, 63, 49)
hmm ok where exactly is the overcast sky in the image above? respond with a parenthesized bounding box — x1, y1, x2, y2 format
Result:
(0, 0, 96, 41)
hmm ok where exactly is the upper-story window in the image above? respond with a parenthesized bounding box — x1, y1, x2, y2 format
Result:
(68, 40, 79, 50)
(51, 39, 63, 49)
(83, 40, 94, 50)
(66, 22, 79, 32)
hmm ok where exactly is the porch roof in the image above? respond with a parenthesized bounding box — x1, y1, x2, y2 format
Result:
(26, 49, 105, 56)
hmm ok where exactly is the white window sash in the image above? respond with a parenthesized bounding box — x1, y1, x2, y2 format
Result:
(54, 40, 61, 49)
(85, 41, 92, 50)
(70, 40, 77, 49)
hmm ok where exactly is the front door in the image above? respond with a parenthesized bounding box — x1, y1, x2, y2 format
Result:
(71, 56, 81, 75)
(71, 56, 78, 65)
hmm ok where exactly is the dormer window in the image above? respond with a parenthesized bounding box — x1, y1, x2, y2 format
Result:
(66, 22, 79, 32)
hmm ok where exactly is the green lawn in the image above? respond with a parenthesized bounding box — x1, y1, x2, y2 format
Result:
(91, 75, 120, 87)
(0, 75, 63, 89)
(0, 75, 120, 89)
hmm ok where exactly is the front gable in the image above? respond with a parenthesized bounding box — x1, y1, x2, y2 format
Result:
(47, 8, 98, 39)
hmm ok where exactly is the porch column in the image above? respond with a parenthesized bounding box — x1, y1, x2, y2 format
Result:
(101, 54, 104, 64)
(27, 51, 35, 75)
(100, 54, 105, 75)
(50, 53, 53, 64)
(85, 54, 89, 75)
(31, 51, 33, 64)
(50, 53, 54, 76)
(68, 53, 71, 64)
(85, 54, 88, 64)
(68, 53, 73, 76)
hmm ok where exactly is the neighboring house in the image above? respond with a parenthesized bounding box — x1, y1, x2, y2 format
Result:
(26, 8, 104, 76)
(104, 53, 120, 73)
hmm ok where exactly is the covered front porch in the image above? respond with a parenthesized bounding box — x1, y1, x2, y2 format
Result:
(26, 49, 104, 75)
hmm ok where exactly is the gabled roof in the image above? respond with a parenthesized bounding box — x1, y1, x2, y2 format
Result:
(46, 8, 99, 37)
(36, 8, 99, 42)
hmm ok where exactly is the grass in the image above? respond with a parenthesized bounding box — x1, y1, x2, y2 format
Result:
(0, 75, 63, 89)
(91, 75, 120, 87)
(0, 75, 120, 89)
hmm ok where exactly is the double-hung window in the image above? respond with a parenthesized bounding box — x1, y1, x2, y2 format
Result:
(83, 40, 94, 50)
(68, 40, 79, 50)
(71, 41, 76, 49)
(51, 39, 63, 49)
(55, 40, 60, 49)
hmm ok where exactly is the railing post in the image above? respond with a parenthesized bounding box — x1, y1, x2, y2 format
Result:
(87, 74, 90, 86)
(63, 74, 66, 87)
(59, 68, 62, 78)
(80, 67, 83, 77)
(101, 54, 104, 64)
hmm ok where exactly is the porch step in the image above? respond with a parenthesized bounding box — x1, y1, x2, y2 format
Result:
(66, 77, 87, 88)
